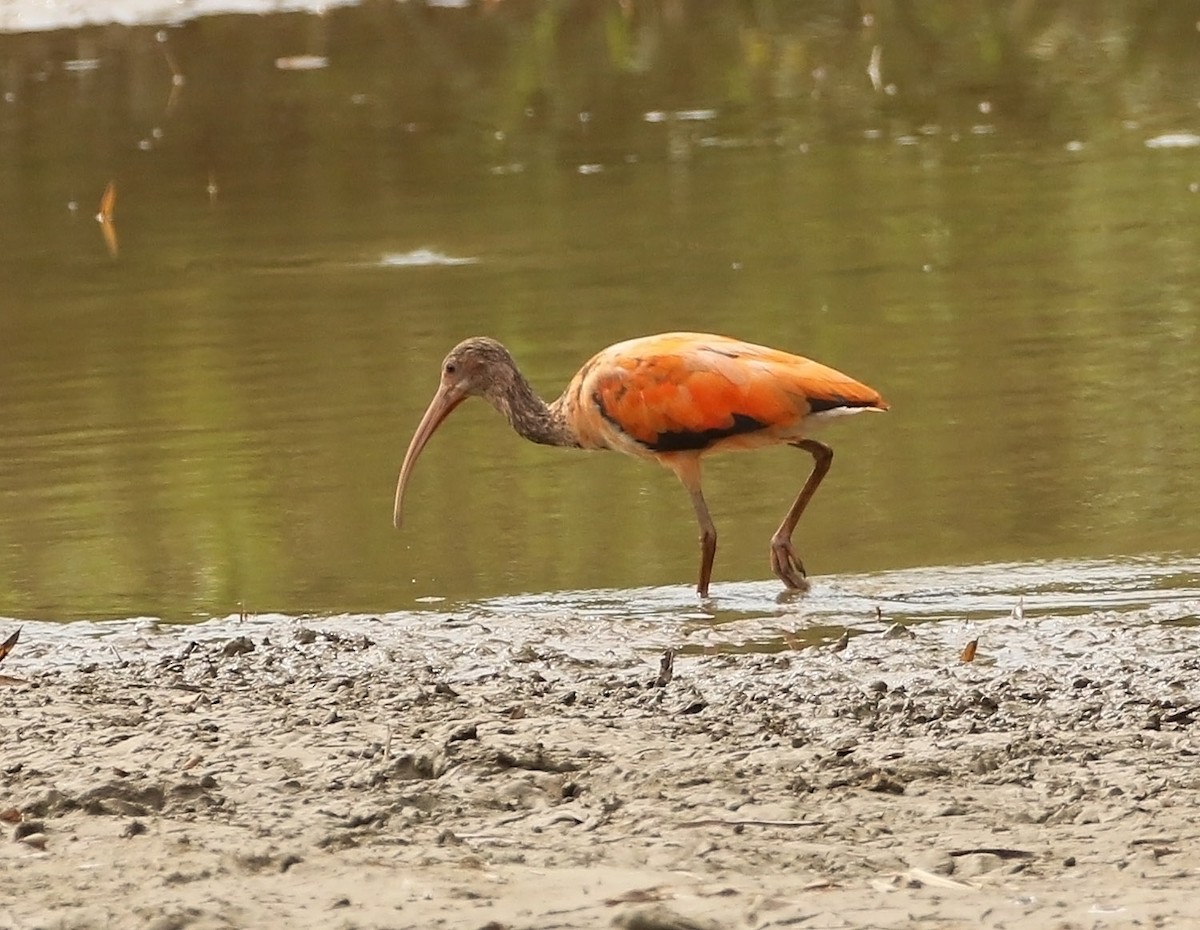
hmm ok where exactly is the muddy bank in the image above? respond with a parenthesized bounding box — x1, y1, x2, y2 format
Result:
(2, 608, 1199, 929)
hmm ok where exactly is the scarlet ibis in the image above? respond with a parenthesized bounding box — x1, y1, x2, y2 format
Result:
(394, 333, 887, 597)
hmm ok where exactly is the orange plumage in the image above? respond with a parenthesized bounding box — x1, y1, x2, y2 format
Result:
(394, 332, 887, 597)
(564, 333, 886, 455)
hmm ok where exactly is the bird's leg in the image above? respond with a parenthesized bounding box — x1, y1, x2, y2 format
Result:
(668, 457, 717, 597)
(688, 486, 718, 598)
(769, 439, 833, 591)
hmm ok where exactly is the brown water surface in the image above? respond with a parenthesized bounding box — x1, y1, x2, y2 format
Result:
(2, 3, 1198, 621)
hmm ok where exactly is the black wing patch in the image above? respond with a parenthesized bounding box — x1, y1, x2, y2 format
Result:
(590, 379, 768, 453)
(649, 412, 767, 452)
(593, 391, 768, 452)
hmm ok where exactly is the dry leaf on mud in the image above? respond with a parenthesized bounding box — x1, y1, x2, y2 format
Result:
(0, 629, 26, 683)
(960, 639, 978, 663)
(0, 627, 19, 664)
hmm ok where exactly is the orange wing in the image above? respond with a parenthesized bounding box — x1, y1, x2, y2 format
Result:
(566, 333, 886, 455)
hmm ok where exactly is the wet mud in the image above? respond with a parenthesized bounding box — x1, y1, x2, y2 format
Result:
(2, 600, 1200, 929)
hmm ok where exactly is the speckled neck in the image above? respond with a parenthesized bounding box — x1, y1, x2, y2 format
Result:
(487, 367, 579, 449)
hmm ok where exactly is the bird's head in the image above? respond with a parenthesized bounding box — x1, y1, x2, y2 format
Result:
(393, 337, 517, 528)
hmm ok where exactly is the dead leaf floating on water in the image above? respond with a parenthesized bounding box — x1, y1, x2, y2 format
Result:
(275, 55, 328, 71)
(867, 44, 883, 93)
(96, 181, 116, 222)
(960, 638, 978, 664)
(96, 181, 118, 257)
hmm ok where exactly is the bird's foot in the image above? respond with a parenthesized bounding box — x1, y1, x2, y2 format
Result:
(769, 538, 810, 592)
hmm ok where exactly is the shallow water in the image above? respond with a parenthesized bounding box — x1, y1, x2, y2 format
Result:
(1, 4, 1199, 622)
(9, 556, 1199, 673)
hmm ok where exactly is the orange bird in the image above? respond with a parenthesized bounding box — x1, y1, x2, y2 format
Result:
(394, 333, 888, 597)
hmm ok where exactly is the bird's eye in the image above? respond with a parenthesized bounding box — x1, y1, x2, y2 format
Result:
(445, 363, 457, 375)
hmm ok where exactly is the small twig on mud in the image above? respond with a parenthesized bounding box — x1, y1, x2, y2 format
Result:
(383, 724, 392, 760)
(108, 643, 123, 663)
(654, 649, 675, 687)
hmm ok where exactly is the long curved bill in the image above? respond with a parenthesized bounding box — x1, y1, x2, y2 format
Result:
(393, 383, 466, 528)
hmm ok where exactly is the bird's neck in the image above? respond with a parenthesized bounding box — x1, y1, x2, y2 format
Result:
(492, 372, 579, 449)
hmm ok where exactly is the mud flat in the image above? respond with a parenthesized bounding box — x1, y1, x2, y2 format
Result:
(2, 603, 1200, 929)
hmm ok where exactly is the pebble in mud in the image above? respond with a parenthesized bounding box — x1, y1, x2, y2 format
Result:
(221, 636, 255, 657)
(13, 820, 45, 843)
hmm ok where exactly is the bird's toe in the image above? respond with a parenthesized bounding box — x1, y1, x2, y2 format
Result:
(770, 540, 810, 591)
